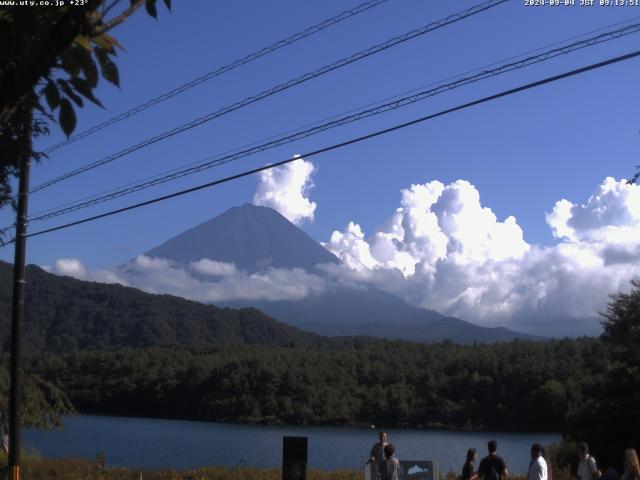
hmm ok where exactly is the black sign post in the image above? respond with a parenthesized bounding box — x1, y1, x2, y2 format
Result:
(282, 436, 307, 480)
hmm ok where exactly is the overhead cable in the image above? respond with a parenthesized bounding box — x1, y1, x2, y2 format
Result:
(30, 0, 509, 194)
(18, 47, 640, 241)
(42, 0, 391, 154)
(28, 20, 640, 223)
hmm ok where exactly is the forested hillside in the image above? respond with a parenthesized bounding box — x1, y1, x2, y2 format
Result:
(23, 337, 607, 431)
(0, 262, 325, 352)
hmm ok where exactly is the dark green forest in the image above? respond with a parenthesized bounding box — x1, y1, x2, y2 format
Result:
(20, 338, 606, 431)
(0, 262, 327, 352)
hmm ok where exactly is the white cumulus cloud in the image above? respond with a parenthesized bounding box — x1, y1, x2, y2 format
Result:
(547, 176, 640, 242)
(253, 156, 317, 225)
(51, 258, 87, 279)
(325, 177, 640, 335)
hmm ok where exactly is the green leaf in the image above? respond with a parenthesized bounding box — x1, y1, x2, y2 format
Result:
(101, 33, 124, 51)
(60, 48, 81, 77)
(81, 54, 99, 88)
(73, 35, 92, 51)
(163, 0, 171, 11)
(57, 79, 84, 107)
(69, 77, 103, 108)
(95, 48, 120, 88)
(90, 34, 115, 54)
(43, 80, 60, 111)
(59, 99, 76, 138)
(145, 0, 158, 19)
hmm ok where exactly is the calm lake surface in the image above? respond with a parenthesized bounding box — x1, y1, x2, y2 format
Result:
(24, 415, 560, 474)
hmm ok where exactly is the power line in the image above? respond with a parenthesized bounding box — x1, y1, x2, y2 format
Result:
(28, 14, 640, 220)
(29, 0, 508, 194)
(28, 20, 640, 224)
(42, 0, 391, 155)
(17, 47, 640, 242)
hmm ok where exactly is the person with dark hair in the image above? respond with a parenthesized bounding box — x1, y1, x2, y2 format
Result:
(541, 446, 553, 480)
(529, 443, 548, 480)
(598, 453, 619, 480)
(383, 444, 400, 480)
(462, 448, 479, 480)
(369, 431, 389, 477)
(479, 440, 509, 480)
(577, 443, 600, 480)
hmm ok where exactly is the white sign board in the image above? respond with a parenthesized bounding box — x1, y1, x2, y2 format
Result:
(365, 460, 438, 480)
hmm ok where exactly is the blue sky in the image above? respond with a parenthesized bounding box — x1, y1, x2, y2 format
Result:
(3, 0, 640, 273)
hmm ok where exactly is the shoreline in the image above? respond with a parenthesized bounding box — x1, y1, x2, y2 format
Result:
(64, 412, 563, 435)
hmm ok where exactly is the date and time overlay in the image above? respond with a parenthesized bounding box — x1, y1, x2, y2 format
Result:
(2, 0, 640, 8)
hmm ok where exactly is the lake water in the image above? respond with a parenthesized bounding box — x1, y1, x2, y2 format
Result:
(24, 415, 560, 474)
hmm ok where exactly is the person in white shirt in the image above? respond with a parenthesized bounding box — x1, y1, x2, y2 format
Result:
(383, 444, 401, 480)
(529, 443, 548, 480)
(577, 443, 600, 480)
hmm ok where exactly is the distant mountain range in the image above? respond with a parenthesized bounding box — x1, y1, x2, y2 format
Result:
(144, 203, 543, 344)
(221, 288, 541, 343)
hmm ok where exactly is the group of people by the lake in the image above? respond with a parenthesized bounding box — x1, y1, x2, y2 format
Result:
(367, 431, 640, 480)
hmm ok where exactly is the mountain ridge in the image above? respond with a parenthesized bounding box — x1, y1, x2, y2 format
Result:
(145, 203, 338, 272)
(0, 261, 328, 353)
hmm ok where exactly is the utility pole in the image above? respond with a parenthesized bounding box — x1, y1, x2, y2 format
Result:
(8, 107, 32, 480)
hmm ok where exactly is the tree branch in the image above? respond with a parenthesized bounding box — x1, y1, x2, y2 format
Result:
(102, 0, 124, 19)
(90, 0, 146, 36)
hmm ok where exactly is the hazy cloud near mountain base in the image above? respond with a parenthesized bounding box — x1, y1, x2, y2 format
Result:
(48, 255, 328, 303)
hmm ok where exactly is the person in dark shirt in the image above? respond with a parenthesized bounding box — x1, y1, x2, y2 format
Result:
(369, 431, 388, 478)
(463, 448, 479, 480)
(478, 440, 509, 480)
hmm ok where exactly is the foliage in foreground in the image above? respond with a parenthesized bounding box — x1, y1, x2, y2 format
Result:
(0, 1, 171, 229)
(0, 365, 74, 430)
(565, 281, 640, 469)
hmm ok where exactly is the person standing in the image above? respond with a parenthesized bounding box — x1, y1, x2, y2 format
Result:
(0, 432, 8, 480)
(369, 431, 389, 478)
(577, 443, 600, 480)
(624, 449, 640, 480)
(463, 448, 479, 480)
(541, 446, 553, 480)
(478, 440, 509, 480)
(383, 444, 401, 480)
(528, 444, 548, 480)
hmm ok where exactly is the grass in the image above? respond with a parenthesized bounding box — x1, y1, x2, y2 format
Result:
(0, 453, 576, 480)
(1, 457, 361, 480)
